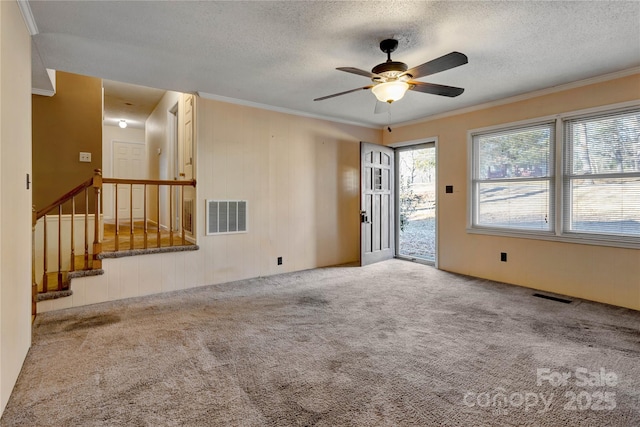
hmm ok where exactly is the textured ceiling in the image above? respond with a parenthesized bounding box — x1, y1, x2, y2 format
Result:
(102, 80, 166, 129)
(27, 1, 640, 128)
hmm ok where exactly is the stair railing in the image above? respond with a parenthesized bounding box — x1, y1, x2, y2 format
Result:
(33, 170, 102, 293)
(32, 169, 197, 296)
(102, 176, 196, 251)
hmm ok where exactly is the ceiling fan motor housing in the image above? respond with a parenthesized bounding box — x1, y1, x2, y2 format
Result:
(372, 39, 408, 81)
(372, 61, 408, 80)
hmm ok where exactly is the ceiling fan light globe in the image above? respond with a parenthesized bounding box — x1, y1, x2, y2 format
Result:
(372, 81, 410, 103)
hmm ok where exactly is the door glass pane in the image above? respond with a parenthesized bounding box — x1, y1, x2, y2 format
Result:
(374, 168, 382, 190)
(398, 146, 436, 261)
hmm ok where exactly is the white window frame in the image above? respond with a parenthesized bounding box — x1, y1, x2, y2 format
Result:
(469, 119, 556, 235)
(468, 100, 640, 249)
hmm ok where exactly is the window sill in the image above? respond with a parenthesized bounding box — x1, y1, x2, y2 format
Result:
(466, 227, 640, 250)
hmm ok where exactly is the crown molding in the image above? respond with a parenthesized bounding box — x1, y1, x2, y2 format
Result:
(392, 67, 640, 129)
(199, 67, 639, 132)
(196, 92, 378, 130)
(17, 0, 38, 35)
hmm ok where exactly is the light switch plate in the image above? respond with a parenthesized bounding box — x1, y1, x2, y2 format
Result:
(79, 152, 91, 163)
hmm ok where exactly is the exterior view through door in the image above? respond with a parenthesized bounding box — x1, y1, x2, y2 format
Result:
(397, 143, 436, 263)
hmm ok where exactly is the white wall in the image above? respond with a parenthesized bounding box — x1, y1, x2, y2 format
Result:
(195, 99, 381, 283)
(38, 252, 204, 312)
(146, 91, 181, 182)
(146, 91, 181, 227)
(0, 0, 32, 415)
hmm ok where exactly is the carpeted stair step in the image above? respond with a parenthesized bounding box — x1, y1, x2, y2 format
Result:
(36, 289, 73, 302)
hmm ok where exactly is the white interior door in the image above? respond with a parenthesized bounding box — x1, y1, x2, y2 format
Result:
(113, 141, 146, 220)
(169, 104, 180, 231)
(361, 142, 395, 266)
(183, 94, 194, 181)
(180, 94, 195, 236)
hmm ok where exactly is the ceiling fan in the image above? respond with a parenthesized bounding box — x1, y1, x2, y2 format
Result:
(314, 39, 467, 104)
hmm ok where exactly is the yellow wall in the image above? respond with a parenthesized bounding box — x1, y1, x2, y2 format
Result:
(385, 74, 640, 310)
(32, 71, 102, 213)
(0, 0, 32, 414)
(196, 99, 381, 283)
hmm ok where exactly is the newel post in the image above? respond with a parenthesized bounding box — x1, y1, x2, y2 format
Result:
(92, 169, 103, 267)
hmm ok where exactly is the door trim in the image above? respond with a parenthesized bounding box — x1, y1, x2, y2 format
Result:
(391, 137, 439, 269)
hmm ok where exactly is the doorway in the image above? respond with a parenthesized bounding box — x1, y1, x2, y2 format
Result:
(395, 142, 436, 263)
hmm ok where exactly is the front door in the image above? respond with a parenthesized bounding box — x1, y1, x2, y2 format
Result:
(360, 142, 395, 266)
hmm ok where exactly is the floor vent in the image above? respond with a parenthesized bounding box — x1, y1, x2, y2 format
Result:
(533, 293, 572, 304)
(206, 200, 247, 235)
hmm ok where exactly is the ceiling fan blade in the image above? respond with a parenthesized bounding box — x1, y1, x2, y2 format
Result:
(408, 81, 465, 97)
(336, 67, 378, 78)
(314, 86, 373, 101)
(404, 52, 468, 79)
(374, 100, 390, 114)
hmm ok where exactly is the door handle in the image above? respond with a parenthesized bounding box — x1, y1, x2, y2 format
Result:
(360, 210, 370, 224)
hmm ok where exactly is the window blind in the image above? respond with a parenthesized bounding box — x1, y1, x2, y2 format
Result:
(472, 123, 554, 231)
(564, 109, 640, 238)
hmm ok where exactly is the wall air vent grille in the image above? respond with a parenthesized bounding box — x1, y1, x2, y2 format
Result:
(206, 200, 247, 235)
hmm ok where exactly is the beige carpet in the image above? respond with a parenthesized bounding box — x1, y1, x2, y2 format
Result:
(2, 260, 639, 426)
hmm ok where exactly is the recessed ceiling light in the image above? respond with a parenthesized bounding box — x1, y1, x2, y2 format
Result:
(118, 119, 127, 129)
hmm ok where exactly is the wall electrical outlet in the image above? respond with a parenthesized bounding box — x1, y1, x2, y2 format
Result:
(277, 256, 283, 265)
(79, 152, 92, 163)
(501, 252, 507, 262)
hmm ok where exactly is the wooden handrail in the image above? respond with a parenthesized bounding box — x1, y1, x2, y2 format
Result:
(37, 175, 196, 220)
(36, 176, 94, 220)
(103, 177, 196, 186)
